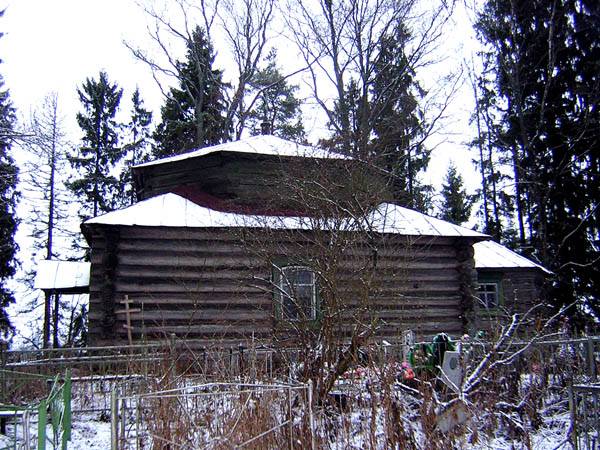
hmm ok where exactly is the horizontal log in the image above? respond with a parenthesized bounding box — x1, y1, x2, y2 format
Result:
(90, 294, 270, 306)
(113, 238, 458, 259)
(111, 283, 265, 294)
(105, 309, 270, 321)
(115, 324, 274, 335)
(108, 226, 460, 246)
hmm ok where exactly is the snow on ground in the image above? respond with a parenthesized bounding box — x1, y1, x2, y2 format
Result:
(69, 415, 112, 450)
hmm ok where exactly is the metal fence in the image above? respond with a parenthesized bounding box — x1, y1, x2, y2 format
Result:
(0, 334, 598, 448)
(0, 370, 72, 450)
(110, 381, 315, 450)
(569, 384, 600, 450)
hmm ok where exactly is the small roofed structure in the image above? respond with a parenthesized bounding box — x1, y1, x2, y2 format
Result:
(473, 240, 550, 315)
(34, 260, 91, 295)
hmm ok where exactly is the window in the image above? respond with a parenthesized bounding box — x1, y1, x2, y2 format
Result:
(477, 282, 499, 309)
(276, 266, 317, 321)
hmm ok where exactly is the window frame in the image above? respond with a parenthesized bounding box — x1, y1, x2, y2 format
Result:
(274, 265, 318, 322)
(477, 282, 500, 310)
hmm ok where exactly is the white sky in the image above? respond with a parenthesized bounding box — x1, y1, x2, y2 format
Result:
(1, 0, 486, 344)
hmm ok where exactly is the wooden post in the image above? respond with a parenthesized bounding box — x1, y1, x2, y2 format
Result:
(288, 387, 293, 450)
(124, 295, 133, 347)
(111, 386, 118, 450)
(308, 380, 316, 450)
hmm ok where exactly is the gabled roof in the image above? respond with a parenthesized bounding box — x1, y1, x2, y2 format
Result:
(474, 240, 551, 273)
(34, 260, 91, 292)
(84, 193, 487, 239)
(134, 135, 348, 169)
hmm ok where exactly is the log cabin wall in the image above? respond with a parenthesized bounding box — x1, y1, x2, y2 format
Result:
(133, 153, 388, 214)
(86, 224, 477, 346)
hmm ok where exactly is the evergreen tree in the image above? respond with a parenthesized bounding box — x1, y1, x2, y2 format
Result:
(322, 23, 431, 210)
(246, 50, 305, 141)
(153, 26, 229, 158)
(68, 71, 124, 219)
(119, 88, 152, 205)
(476, 0, 600, 318)
(371, 23, 430, 209)
(439, 163, 472, 225)
(0, 73, 17, 335)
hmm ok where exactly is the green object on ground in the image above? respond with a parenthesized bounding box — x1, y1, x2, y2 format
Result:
(408, 333, 456, 372)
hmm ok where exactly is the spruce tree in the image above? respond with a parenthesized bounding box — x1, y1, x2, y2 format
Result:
(0, 73, 17, 335)
(119, 88, 152, 205)
(153, 26, 229, 158)
(476, 0, 600, 317)
(371, 23, 430, 209)
(68, 71, 124, 219)
(246, 50, 305, 141)
(439, 163, 472, 225)
(323, 23, 431, 210)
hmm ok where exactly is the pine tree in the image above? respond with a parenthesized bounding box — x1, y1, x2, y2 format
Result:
(153, 26, 229, 158)
(119, 88, 152, 205)
(0, 73, 18, 335)
(439, 163, 472, 225)
(68, 71, 124, 219)
(246, 50, 305, 141)
(476, 0, 600, 317)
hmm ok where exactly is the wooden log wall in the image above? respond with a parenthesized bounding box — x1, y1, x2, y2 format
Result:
(87, 225, 477, 346)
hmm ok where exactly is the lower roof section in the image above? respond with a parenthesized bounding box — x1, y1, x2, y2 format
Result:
(473, 240, 551, 273)
(83, 193, 488, 240)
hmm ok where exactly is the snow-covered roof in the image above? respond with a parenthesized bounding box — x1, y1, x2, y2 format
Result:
(134, 135, 348, 169)
(474, 240, 551, 273)
(34, 260, 91, 291)
(84, 193, 487, 239)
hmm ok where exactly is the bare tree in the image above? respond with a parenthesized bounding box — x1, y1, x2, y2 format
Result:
(235, 159, 382, 397)
(21, 93, 70, 347)
(284, 0, 458, 154)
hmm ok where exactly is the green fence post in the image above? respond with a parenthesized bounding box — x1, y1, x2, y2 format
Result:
(62, 369, 72, 449)
(38, 399, 47, 450)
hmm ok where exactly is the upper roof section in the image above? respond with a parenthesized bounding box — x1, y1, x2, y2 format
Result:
(474, 240, 551, 273)
(84, 192, 487, 240)
(135, 135, 347, 169)
(132, 135, 357, 210)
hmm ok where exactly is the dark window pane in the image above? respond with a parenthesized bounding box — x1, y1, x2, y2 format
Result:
(279, 267, 316, 320)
